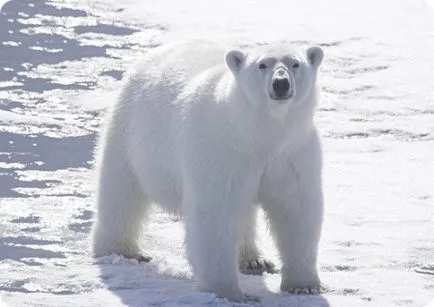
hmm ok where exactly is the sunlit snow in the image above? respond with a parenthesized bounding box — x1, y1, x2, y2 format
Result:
(0, 0, 433, 306)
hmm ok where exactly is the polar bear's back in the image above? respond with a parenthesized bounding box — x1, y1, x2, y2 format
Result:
(134, 40, 226, 87)
(118, 40, 228, 130)
(110, 41, 228, 212)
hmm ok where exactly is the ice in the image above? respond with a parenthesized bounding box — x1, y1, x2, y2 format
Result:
(0, 0, 433, 306)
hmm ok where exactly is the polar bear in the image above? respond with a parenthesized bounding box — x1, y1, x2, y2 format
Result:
(92, 40, 324, 301)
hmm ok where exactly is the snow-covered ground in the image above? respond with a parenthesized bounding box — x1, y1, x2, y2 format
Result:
(0, 0, 433, 306)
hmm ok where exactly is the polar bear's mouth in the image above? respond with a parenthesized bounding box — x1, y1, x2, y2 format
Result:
(270, 90, 295, 101)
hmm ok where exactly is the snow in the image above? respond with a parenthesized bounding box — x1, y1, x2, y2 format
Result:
(0, 0, 433, 306)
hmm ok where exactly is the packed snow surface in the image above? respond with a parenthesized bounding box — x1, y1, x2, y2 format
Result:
(0, 0, 433, 306)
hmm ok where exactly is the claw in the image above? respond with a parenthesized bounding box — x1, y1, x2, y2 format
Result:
(286, 286, 321, 295)
(136, 254, 152, 262)
(310, 288, 320, 295)
(243, 294, 260, 303)
(240, 258, 278, 275)
(263, 260, 278, 273)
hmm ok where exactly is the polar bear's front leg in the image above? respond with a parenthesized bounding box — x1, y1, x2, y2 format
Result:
(184, 198, 243, 302)
(265, 191, 323, 294)
(259, 131, 324, 294)
(182, 158, 260, 302)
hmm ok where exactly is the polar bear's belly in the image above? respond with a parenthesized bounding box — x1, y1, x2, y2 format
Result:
(135, 161, 183, 213)
(127, 135, 184, 214)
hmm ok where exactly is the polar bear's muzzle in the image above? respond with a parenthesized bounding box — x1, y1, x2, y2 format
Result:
(270, 67, 295, 101)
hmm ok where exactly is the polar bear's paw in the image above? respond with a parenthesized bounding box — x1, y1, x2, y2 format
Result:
(281, 285, 324, 295)
(239, 258, 278, 275)
(243, 294, 261, 303)
(115, 250, 152, 263)
(136, 254, 152, 262)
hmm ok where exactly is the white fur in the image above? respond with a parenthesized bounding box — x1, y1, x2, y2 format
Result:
(92, 40, 324, 302)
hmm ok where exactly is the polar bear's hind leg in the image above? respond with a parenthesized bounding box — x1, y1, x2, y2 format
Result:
(92, 143, 151, 261)
(239, 205, 277, 275)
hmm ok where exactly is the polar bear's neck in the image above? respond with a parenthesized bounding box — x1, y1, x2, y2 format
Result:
(211, 73, 316, 156)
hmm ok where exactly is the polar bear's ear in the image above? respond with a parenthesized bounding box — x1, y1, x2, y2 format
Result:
(225, 50, 245, 75)
(307, 46, 324, 68)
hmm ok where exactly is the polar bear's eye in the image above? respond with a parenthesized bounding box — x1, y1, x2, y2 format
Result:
(292, 62, 300, 69)
(259, 63, 267, 69)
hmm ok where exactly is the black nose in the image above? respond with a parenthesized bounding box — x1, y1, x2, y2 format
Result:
(272, 78, 290, 96)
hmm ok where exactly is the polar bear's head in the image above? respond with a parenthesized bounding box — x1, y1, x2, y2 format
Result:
(225, 45, 323, 108)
